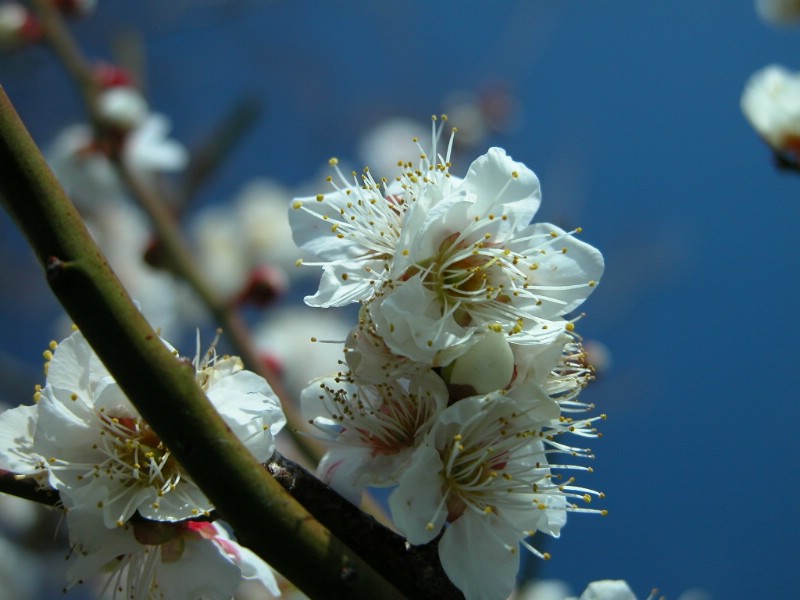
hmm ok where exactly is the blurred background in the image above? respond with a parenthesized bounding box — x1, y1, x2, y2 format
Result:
(1, 1, 798, 598)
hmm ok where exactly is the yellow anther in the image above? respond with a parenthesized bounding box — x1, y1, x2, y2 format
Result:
(328, 157, 339, 166)
(292, 201, 302, 209)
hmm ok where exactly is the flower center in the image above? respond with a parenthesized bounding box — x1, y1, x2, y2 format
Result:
(98, 412, 183, 489)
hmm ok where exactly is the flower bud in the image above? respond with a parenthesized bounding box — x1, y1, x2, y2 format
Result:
(443, 330, 514, 396)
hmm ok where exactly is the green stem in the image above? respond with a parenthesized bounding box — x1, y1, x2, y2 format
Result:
(0, 85, 405, 600)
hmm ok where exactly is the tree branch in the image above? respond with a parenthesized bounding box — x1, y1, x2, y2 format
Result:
(0, 85, 405, 600)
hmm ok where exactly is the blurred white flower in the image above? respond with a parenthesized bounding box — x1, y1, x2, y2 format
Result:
(0, 3, 39, 49)
(756, 0, 800, 25)
(87, 202, 187, 337)
(96, 86, 149, 130)
(571, 580, 637, 600)
(191, 179, 296, 302)
(253, 306, 351, 399)
(47, 113, 187, 211)
(741, 64, 800, 155)
(357, 117, 427, 176)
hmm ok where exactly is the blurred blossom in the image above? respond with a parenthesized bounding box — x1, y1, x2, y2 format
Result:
(568, 580, 637, 600)
(442, 90, 491, 148)
(756, 0, 800, 25)
(583, 339, 612, 376)
(357, 117, 427, 176)
(96, 86, 149, 130)
(191, 179, 300, 301)
(86, 202, 188, 337)
(741, 64, 800, 156)
(0, 3, 40, 49)
(47, 114, 188, 210)
(253, 306, 350, 397)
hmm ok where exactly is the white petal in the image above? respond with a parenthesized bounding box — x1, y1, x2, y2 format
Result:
(463, 147, 541, 221)
(158, 533, 241, 599)
(388, 445, 446, 545)
(304, 263, 377, 307)
(0, 404, 40, 473)
(438, 514, 521, 600)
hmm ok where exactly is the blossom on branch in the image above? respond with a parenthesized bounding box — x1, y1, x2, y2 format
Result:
(292, 116, 607, 600)
(0, 329, 285, 598)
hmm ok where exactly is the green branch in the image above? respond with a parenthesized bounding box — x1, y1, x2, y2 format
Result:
(0, 85, 405, 600)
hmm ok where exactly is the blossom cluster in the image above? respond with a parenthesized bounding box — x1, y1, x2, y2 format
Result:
(291, 117, 606, 600)
(0, 330, 284, 598)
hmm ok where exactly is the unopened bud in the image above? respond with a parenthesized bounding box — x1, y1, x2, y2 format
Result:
(444, 330, 514, 396)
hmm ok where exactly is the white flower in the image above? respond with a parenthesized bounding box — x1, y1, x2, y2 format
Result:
(0, 3, 38, 49)
(291, 121, 603, 366)
(756, 0, 800, 25)
(0, 330, 285, 528)
(741, 64, 800, 154)
(66, 505, 280, 600)
(387, 394, 596, 600)
(301, 369, 447, 504)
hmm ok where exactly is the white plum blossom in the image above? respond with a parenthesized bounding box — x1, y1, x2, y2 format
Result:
(290, 118, 606, 600)
(291, 120, 603, 367)
(0, 330, 284, 529)
(741, 64, 800, 155)
(388, 394, 595, 600)
(301, 368, 448, 504)
(66, 505, 279, 600)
